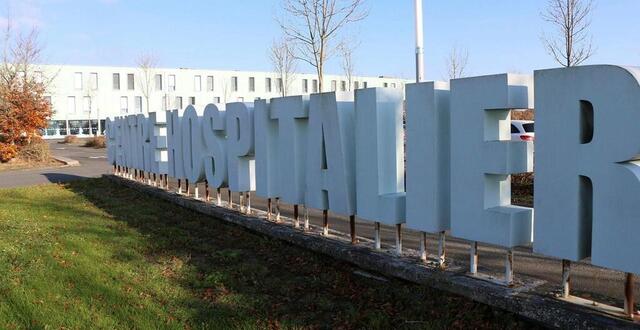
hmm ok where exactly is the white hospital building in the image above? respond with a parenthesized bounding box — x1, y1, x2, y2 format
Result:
(37, 64, 408, 138)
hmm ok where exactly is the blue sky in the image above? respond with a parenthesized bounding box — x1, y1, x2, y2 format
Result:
(2, 0, 639, 80)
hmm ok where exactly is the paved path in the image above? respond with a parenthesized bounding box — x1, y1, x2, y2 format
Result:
(0, 140, 111, 188)
(1, 143, 638, 316)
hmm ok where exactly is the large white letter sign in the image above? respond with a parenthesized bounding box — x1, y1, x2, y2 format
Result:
(405, 82, 451, 233)
(202, 104, 228, 188)
(450, 74, 534, 248)
(167, 109, 185, 180)
(226, 102, 255, 192)
(105, 118, 116, 165)
(148, 111, 168, 175)
(271, 95, 309, 205)
(305, 92, 356, 215)
(181, 105, 205, 183)
(355, 88, 405, 224)
(534, 65, 640, 274)
(254, 99, 278, 199)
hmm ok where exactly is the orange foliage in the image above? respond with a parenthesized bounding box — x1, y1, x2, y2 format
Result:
(0, 143, 17, 162)
(0, 80, 51, 146)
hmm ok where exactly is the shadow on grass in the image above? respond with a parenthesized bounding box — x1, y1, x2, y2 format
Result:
(60, 178, 539, 329)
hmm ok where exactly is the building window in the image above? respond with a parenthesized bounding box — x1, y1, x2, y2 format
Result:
(175, 96, 182, 109)
(120, 96, 128, 113)
(265, 78, 272, 92)
(168, 74, 176, 91)
(331, 80, 337, 91)
(207, 76, 214, 91)
(189, 96, 195, 105)
(383, 82, 389, 88)
(354, 81, 359, 89)
(74, 72, 83, 90)
(249, 77, 255, 92)
(67, 96, 76, 114)
(391, 82, 396, 88)
(231, 76, 238, 92)
(127, 74, 135, 90)
(276, 78, 283, 94)
(302, 79, 308, 93)
(194, 75, 201, 92)
(340, 80, 346, 91)
(213, 97, 220, 104)
(135, 96, 143, 113)
(83, 96, 91, 113)
(113, 73, 120, 90)
(90, 73, 98, 90)
(312, 79, 318, 93)
(363, 81, 368, 88)
(155, 74, 163, 91)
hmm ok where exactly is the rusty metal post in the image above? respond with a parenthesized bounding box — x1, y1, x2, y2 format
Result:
(625, 273, 636, 318)
(134, 169, 138, 181)
(185, 179, 190, 196)
(228, 190, 232, 208)
(275, 197, 281, 222)
(304, 206, 309, 231)
(205, 180, 210, 202)
(177, 179, 182, 194)
(153, 173, 157, 187)
(395, 224, 402, 255)
(561, 259, 571, 298)
(470, 241, 478, 275)
(350, 215, 356, 244)
(293, 205, 299, 228)
(505, 249, 514, 286)
(419, 232, 427, 262)
(267, 198, 272, 220)
(164, 174, 168, 190)
(245, 192, 251, 214)
(374, 222, 381, 250)
(437, 231, 446, 269)
(322, 210, 329, 236)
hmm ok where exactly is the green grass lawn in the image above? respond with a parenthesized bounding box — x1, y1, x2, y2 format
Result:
(0, 178, 538, 329)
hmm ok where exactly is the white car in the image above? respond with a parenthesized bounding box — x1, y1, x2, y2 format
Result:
(511, 120, 534, 141)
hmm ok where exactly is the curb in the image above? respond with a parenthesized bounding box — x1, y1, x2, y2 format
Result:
(53, 156, 80, 166)
(105, 174, 640, 329)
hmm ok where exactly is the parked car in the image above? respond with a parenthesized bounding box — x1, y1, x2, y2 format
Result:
(511, 120, 534, 141)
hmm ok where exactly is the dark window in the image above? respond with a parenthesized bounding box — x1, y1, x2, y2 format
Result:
(523, 123, 534, 133)
(113, 73, 120, 90)
(127, 73, 134, 90)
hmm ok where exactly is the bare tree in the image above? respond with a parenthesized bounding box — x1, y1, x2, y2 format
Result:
(0, 16, 52, 149)
(338, 41, 357, 91)
(278, 0, 368, 92)
(269, 38, 297, 97)
(542, 0, 594, 67)
(445, 46, 469, 79)
(135, 53, 158, 114)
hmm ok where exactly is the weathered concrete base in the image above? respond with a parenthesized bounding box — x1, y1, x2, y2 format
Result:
(105, 174, 639, 329)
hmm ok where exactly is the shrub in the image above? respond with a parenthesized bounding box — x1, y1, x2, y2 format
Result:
(84, 136, 106, 148)
(63, 135, 78, 144)
(0, 143, 18, 163)
(17, 140, 51, 163)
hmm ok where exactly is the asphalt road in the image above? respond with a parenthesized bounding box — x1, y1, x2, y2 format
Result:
(1, 142, 638, 314)
(0, 140, 111, 188)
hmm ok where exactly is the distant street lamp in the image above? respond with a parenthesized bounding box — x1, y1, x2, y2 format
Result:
(415, 0, 425, 82)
